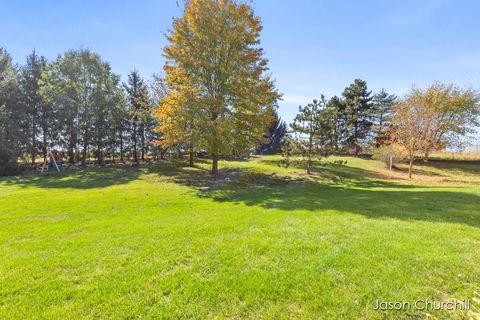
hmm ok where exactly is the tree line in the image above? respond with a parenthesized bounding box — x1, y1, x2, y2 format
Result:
(286, 79, 479, 177)
(2, 0, 479, 179)
(1, 0, 284, 176)
(286, 79, 394, 174)
(0, 47, 166, 175)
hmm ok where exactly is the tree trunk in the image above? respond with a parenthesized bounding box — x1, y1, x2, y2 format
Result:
(307, 133, 313, 174)
(141, 124, 145, 161)
(132, 123, 138, 163)
(31, 120, 37, 165)
(211, 154, 218, 175)
(408, 156, 414, 179)
(68, 137, 75, 164)
(160, 148, 167, 160)
(189, 147, 194, 167)
(68, 147, 75, 164)
(68, 121, 77, 164)
(82, 142, 88, 167)
(96, 146, 103, 165)
(96, 124, 103, 165)
(354, 122, 359, 156)
(42, 130, 47, 163)
(376, 113, 384, 147)
(120, 131, 124, 163)
(423, 150, 430, 161)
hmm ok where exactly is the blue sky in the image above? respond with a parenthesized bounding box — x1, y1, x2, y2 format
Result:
(2, 0, 480, 124)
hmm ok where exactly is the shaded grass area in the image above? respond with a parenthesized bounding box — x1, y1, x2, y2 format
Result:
(1, 166, 144, 189)
(411, 158, 480, 179)
(269, 154, 480, 183)
(202, 172, 480, 228)
(0, 155, 479, 319)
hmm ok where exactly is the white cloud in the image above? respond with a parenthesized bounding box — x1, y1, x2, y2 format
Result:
(282, 94, 315, 105)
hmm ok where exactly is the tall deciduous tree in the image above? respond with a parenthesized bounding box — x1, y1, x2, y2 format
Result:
(156, 0, 280, 174)
(40, 49, 122, 166)
(391, 92, 436, 179)
(391, 84, 479, 178)
(91, 68, 123, 164)
(421, 83, 480, 157)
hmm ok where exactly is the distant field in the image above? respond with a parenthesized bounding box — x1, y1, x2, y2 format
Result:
(429, 152, 480, 161)
(1, 156, 479, 319)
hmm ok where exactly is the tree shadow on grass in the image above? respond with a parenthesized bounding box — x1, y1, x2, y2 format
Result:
(0, 166, 145, 189)
(3, 158, 479, 228)
(258, 158, 396, 182)
(147, 161, 247, 189)
(414, 159, 480, 176)
(143, 159, 480, 229)
(0, 160, 245, 190)
(196, 172, 480, 228)
(385, 158, 480, 179)
(261, 157, 480, 182)
(140, 157, 480, 228)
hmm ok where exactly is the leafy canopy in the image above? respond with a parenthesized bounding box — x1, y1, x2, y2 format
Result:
(155, 0, 280, 173)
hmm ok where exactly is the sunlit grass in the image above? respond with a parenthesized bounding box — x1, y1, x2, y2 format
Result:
(1, 156, 479, 319)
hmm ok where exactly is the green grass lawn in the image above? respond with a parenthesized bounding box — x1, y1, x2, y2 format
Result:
(1, 156, 479, 319)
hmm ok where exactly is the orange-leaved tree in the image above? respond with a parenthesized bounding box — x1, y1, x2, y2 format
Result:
(155, 0, 280, 174)
(391, 91, 436, 179)
(392, 84, 479, 179)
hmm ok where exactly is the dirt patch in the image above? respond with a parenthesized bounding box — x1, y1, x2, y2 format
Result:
(373, 167, 478, 184)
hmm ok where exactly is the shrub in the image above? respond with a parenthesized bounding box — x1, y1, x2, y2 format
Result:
(279, 135, 298, 168)
(0, 145, 23, 176)
(372, 145, 402, 168)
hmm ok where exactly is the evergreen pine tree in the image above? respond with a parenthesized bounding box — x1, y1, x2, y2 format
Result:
(342, 79, 373, 155)
(372, 89, 397, 147)
(257, 108, 287, 154)
(325, 95, 346, 153)
(125, 70, 147, 163)
(0, 48, 24, 170)
(290, 97, 326, 174)
(19, 50, 49, 164)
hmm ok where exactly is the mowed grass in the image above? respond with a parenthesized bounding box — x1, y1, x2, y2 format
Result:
(0, 156, 479, 319)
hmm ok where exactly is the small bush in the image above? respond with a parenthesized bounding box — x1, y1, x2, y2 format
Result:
(279, 135, 298, 168)
(0, 145, 24, 177)
(372, 145, 402, 168)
